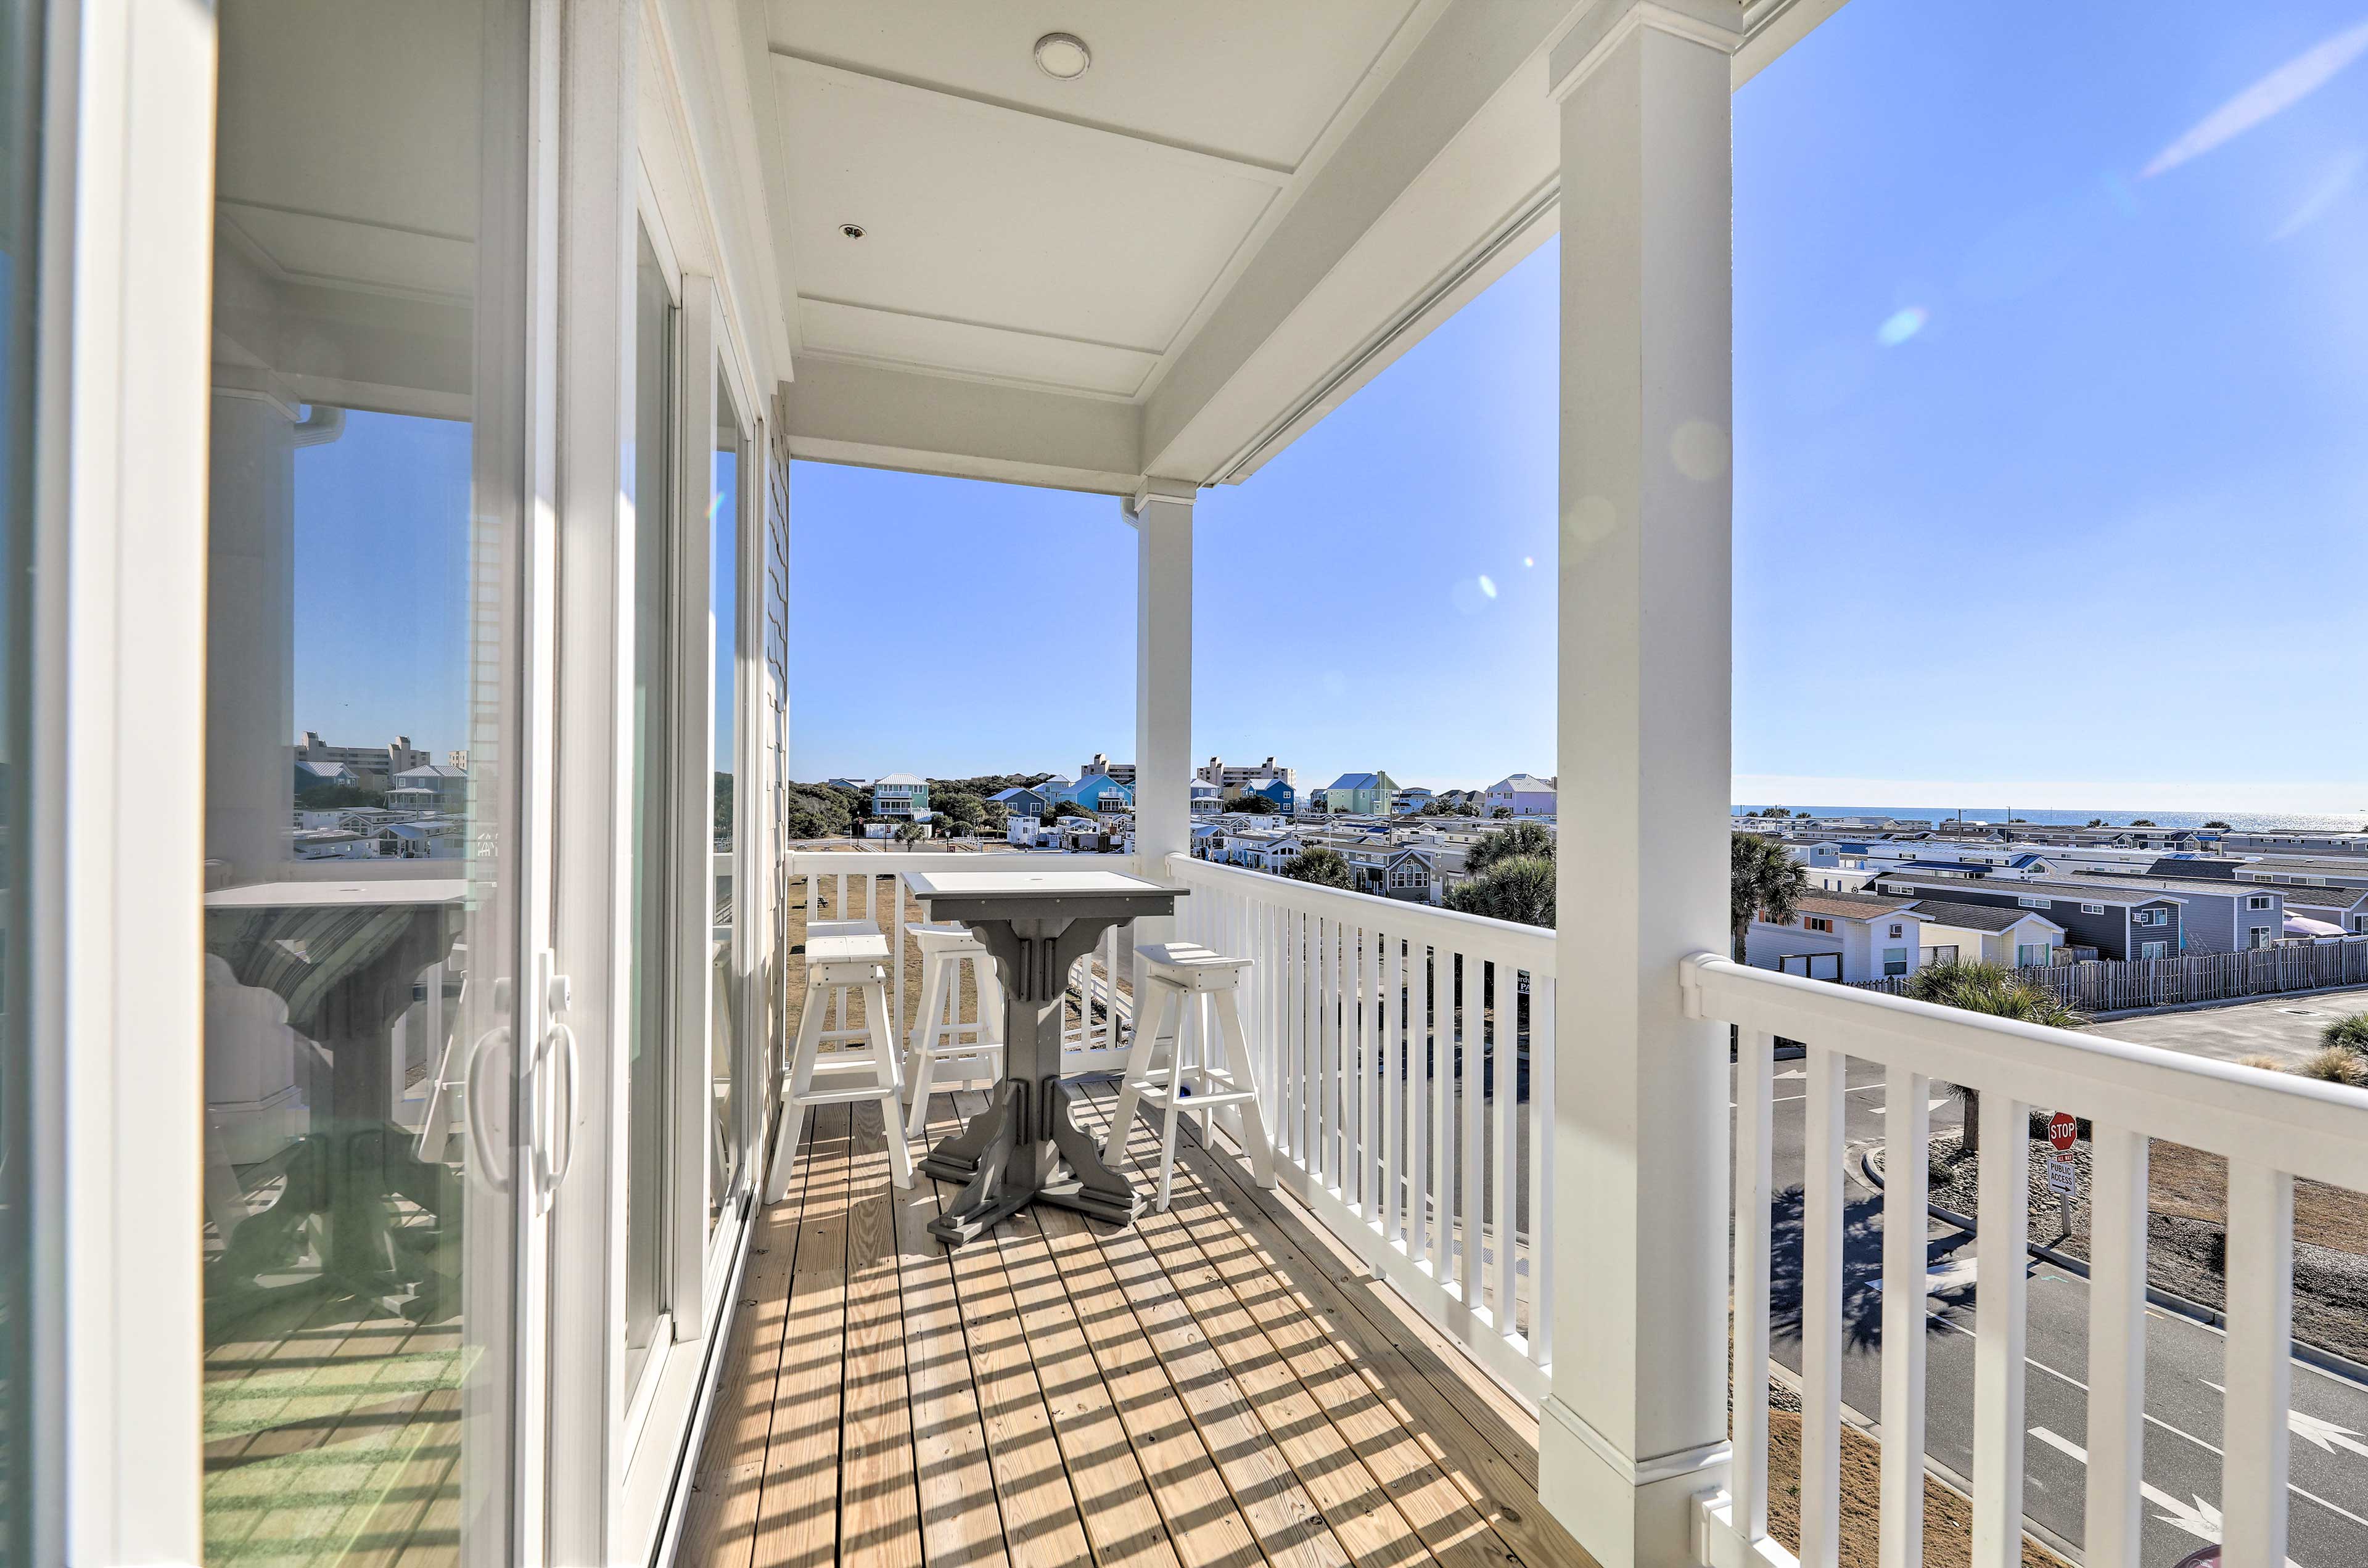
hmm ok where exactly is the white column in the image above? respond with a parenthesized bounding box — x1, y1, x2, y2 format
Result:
(1540, 7, 1738, 1566)
(1128, 478, 1193, 873)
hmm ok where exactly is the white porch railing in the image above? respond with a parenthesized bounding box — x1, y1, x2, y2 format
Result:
(1166, 854, 1555, 1403)
(1684, 953, 2368, 1568)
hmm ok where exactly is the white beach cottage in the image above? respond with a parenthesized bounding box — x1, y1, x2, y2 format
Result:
(8, 6, 2359, 1568)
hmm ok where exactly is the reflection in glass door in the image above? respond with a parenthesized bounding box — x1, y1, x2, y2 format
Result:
(709, 375, 745, 1233)
(198, 2, 532, 1564)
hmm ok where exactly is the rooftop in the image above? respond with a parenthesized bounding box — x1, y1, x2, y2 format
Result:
(1907, 899, 2063, 934)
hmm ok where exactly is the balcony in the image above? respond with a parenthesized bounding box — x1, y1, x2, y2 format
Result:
(683, 854, 2368, 1568)
(681, 854, 1579, 1568)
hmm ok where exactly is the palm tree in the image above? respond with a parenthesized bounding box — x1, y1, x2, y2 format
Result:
(1729, 832, 1809, 961)
(1468, 821, 1553, 874)
(1904, 959, 2086, 1154)
(1444, 855, 1555, 927)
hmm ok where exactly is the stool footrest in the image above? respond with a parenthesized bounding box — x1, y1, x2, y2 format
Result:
(1133, 1085, 1259, 1110)
(791, 1084, 904, 1109)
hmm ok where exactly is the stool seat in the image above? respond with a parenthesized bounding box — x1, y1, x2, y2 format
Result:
(807, 930, 889, 966)
(1135, 942, 1254, 993)
(906, 921, 985, 954)
(808, 917, 883, 942)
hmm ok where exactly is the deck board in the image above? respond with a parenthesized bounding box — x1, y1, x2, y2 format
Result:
(685, 1085, 1591, 1568)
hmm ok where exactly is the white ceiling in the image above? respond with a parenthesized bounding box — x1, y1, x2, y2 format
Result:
(761, 1, 1435, 403)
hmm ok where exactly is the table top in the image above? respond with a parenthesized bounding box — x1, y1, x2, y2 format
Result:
(204, 877, 469, 910)
(900, 868, 1177, 899)
(900, 867, 1186, 923)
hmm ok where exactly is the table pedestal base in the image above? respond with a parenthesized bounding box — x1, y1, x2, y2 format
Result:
(916, 906, 1154, 1247)
(923, 1075, 1139, 1245)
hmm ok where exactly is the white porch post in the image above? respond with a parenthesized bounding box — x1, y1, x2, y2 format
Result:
(1127, 478, 1193, 935)
(1541, 6, 1739, 1566)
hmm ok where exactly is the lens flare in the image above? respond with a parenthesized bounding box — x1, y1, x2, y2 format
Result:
(1478, 575, 1497, 599)
(1877, 306, 1928, 347)
(1522, 556, 1536, 569)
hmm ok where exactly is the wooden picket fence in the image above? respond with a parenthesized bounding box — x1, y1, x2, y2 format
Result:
(1851, 935, 2368, 1012)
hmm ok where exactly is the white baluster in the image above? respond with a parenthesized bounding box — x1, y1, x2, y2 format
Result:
(1880, 1064, 1930, 1568)
(1971, 1093, 2030, 1568)
(1800, 1045, 1845, 1568)
(1730, 1028, 1774, 1543)
(2084, 1125, 2148, 1568)
(2221, 1160, 2295, 1568)
(1529, 972, 1553, 1371)
(1459, 950, 1482, 1310)
(1492, 956, 1516, 1326)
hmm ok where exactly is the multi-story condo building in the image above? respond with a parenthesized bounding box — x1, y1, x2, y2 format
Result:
(295, 729, 430, 789)
(1080, 752, 1137, 786)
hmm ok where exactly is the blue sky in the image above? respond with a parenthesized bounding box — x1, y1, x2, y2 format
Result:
(789, 2, 2368, 811)
(285, 2, 2368, 815)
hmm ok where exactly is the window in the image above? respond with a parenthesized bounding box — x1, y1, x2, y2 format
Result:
(1888, 923, 1904, 938)
(2140, 941, 2169, 960)
(2081, 903, 2106, 915)
(1920, 945, 1959, 966)
(2247, 895, 2271, 911)
(1883, 946, 1909, 977)
(2019, 895, 2049, 909)
(1804, 916, 1834, 933)
(2135, 908, 2170, 927)
(2018, 943, 2052, 967)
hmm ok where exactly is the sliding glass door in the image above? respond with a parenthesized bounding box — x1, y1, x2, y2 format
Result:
(199, 3, 540, 1564)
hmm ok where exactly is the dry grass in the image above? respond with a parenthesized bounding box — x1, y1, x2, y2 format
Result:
(2146, 1139, 2368, 1257)
(1764, 1409, 2070, 1568)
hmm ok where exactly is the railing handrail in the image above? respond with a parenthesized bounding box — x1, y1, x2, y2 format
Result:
(786, 848, 1132, 876)
(1684, 952, 2368, 1189)
(1166, 853, 1555, 971)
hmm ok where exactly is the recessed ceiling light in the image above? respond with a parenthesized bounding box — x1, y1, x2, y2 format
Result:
(1034, 31, 1090, 80)
(839, 223, 865, 239)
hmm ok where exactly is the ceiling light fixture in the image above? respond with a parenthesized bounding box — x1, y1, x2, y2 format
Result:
(839, 223, 865, 239)
(1033, 31, 1090, 80)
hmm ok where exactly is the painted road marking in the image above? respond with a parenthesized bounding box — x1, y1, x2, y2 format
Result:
(2029, 1426, 2315, 1565)
(2204, 1382, 2368, 1460)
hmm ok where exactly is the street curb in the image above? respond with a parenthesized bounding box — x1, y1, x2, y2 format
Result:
(1855, 1145, 2368, 1392)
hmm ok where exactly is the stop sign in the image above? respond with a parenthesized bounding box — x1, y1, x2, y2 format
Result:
(2049, 1112, 2078, 1152)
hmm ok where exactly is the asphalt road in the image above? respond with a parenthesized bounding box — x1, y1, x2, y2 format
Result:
(2090, 986, 2368, 1070)
(1750, 1054, 2368, 1566)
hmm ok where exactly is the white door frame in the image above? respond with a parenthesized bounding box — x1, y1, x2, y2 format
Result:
(544, 3, 771, 1558)
(41, 2, 216, 1559)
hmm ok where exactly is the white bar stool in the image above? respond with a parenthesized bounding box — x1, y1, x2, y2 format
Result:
(902, 922, 1003, 1137)
(1104, 942, 1276, 1210)
(763, 925, 911, 1201)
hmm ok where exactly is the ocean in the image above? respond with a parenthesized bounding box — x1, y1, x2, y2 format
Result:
(1729, 806, 2368, 834)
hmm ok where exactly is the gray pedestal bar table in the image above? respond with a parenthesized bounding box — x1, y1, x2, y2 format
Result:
(900, 867, 1186, 1246)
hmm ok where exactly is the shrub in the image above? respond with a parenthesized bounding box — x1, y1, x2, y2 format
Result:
(2296, 1047, 2368, 1088)
(2321, 1011, 2368, 1054)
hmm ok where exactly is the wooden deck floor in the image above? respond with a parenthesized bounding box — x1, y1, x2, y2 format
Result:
(680, 1087, 1592, 1568)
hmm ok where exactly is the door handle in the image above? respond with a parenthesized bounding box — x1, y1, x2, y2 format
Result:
(462, 1024, 514, 1194)
(533, 1017, 580, 1215)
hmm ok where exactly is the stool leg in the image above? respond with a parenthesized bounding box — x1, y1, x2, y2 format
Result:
(1104, 982, 1167, 1167)
(765, 975, 828, 1203)
(906, 951, 949, 1087)
(863, 977, 913, 1189)
(1155, 1072, 1184, 1212)
(1213, 988, 1275, 1188)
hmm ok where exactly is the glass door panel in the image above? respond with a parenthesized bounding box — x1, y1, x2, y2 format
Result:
(708, 375, 744, 1233)
(199, 2, 532, 1564)
(623, 226, 676, 1392)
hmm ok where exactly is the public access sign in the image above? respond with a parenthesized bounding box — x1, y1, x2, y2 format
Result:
(2049, 1111, 2078, 1153)
(2047, 1155, 2078, 1197)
